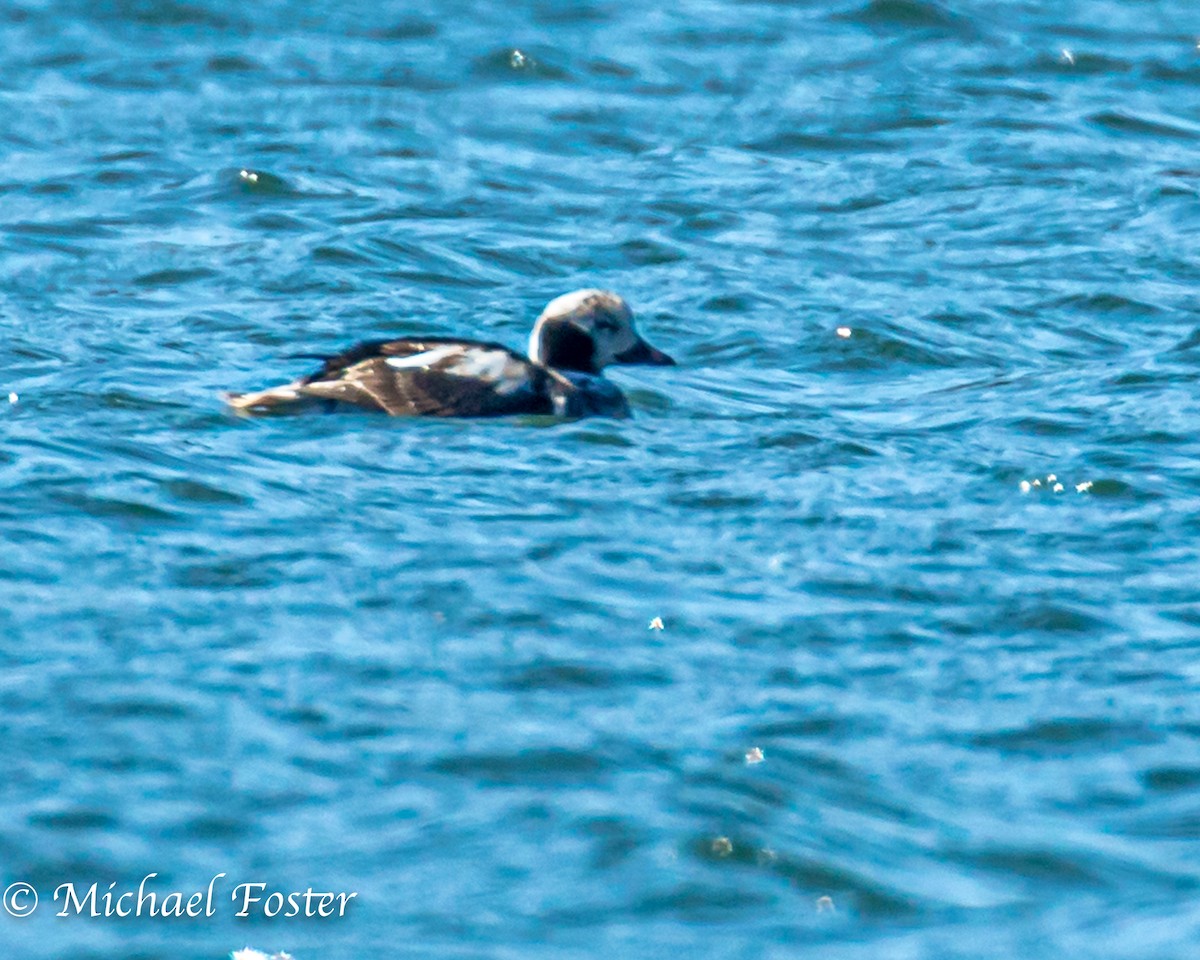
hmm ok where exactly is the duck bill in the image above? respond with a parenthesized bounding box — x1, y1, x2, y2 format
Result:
(614, 338, 675, 366)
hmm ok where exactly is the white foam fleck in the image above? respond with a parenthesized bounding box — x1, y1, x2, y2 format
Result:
(1061, 49, 1075, 65)
(836, 327, 852, 338)
(7, 392, 16, 404)
(1021, 472, 1096, 497)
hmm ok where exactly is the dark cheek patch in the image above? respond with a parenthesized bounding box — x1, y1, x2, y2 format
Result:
(542, 324, 598, 373)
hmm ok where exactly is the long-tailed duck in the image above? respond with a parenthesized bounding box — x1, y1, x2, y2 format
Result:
(225, 289, 674, 418)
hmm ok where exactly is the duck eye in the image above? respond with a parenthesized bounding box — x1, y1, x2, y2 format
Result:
(594, 317, 619, 333)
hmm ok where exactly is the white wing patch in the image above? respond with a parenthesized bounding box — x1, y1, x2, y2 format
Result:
(385, 346, 462, 370)
(385, 345, 532, 396)
(449, 348, 520, 382)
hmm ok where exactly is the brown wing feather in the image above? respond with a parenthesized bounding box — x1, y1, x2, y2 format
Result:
(296, 358, 437, 415)
(297, 341, 554, 417)
(303, 338, 513, 381)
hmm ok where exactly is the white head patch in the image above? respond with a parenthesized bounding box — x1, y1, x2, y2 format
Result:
(528, 289, 639, 368)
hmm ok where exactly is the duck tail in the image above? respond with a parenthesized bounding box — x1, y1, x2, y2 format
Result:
(223, 381, 309, 414)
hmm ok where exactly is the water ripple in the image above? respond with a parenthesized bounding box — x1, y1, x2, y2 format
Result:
(5, 1, 1200, 959)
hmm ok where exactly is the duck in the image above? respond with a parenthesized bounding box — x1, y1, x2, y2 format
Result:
(225, 289, 674, 418)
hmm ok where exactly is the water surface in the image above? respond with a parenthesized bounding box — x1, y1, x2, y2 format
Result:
(4, 1, 1200, 958)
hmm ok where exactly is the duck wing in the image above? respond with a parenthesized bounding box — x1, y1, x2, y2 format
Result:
(297, 338, 554, 417)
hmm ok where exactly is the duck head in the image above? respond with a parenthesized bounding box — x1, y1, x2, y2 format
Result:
(528, 289, 675, 374)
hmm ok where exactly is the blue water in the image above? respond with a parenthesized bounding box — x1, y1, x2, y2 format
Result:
(5, 0, 1200, 957)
